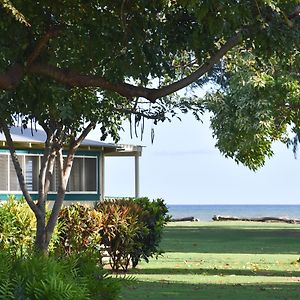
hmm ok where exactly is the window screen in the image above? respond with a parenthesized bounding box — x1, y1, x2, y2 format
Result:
(0, 155, 8, 191)
(67, 157, 97, 192)
(0, 154, 97, 193)
(25, 156, 39, 191)
(85, 157, 96, 191)
(9, 155, 24, 191)
(49, 160, 58, 192)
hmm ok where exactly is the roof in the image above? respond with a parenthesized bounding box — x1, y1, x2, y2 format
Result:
(0, 126, 143, 156)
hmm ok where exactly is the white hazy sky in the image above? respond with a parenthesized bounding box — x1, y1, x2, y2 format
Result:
(89, 111, 300, 205)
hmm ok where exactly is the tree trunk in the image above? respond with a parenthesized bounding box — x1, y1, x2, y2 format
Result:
(35, 215, 49, 255)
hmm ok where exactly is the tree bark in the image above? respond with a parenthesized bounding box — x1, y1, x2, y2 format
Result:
(35, 214, 48, 255)
(45, 148, 68, 246)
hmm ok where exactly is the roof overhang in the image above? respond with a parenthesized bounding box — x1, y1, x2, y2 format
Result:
(0, 127, 143, 157)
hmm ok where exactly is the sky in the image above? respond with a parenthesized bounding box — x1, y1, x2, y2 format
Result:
(88, 111, 300, 205)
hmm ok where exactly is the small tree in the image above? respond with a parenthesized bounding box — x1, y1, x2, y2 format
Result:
(0, 83, 121, 253)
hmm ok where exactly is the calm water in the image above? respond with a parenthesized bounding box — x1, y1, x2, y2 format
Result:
(167, 205, 300, 221)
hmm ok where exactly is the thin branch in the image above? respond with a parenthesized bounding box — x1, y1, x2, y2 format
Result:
(38, 127, 54, 202)
(42, 148, 56, 201)
(70, 122, 95, 154)
(114, 107, 164, 120)
(45, 122, 95, 243)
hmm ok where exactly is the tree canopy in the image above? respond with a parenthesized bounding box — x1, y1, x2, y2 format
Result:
(206, 42, 300, 170)
(1, 1, 300, 101)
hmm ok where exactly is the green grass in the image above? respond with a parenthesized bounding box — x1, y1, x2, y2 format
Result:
(121, 221, 300, 300)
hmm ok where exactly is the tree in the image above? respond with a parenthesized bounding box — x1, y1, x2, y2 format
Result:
(206, 49, 300, 170)
(0, 1, 300, 253)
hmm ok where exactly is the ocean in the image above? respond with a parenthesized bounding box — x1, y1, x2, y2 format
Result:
(167, 205, 300, 222)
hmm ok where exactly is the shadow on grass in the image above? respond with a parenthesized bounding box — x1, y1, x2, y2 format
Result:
(121, 280, 300, 300)
(162, 226, 300, 254)
(128, 267, 300, 277)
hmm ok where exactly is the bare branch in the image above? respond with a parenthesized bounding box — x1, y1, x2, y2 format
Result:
(71, 122, 95, 152)
(45, 119, 93, 244)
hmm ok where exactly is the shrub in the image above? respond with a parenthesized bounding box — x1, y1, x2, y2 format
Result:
(130, 197, 171, 268)
(95, 198, 170, 271)
(95, 199, 145, 271)
(0, 196, 58, 256)
(0, 250, 121, 300)
(0, 196, 36, 257)
(57, 204, 102, 256)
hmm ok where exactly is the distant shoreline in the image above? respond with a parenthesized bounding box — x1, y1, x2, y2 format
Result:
(167, 204, 300, 222)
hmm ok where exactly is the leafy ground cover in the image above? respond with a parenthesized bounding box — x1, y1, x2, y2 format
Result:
(121, 221, 300, 300)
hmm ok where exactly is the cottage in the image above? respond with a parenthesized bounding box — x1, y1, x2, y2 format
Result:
(0, 127, 142, 204)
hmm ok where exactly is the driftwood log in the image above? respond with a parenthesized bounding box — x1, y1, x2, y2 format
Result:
(170, 216, 198, 222)
(212, 215, 300, 224)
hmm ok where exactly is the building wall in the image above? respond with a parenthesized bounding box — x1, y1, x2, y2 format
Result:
(0, 148, 102, 202)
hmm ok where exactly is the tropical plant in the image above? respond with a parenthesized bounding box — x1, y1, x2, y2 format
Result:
(95, 198, 170, 270)
(0, 196, 36, 256)
(96, 199, 145, 271)
(0, 196, 59, 256)
(130, 198, 171, 268)
(57, 204, 102, 256)
(0, 250, 121, 300)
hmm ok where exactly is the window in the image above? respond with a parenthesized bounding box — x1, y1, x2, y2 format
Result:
(67, 157, 97, 192)
(0, 153, 97, 193)
(0, 155, 8, 190)
(9, 155, 24, 191)
(25, 156, 39, 191)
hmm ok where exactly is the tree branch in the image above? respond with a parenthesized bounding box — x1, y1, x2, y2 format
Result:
(0, 64, 23, 89)
(28, 33, 241, 102)
(45, 148, 65, 245)
(0, 121, 41, 217)
(0, 27, 60, 89)
(28, 63, 157, 101)
(26, 27, 61, 67)
(69, 122, 95, 153)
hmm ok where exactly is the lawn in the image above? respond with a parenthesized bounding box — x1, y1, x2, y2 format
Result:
(121, 221, 300, 300)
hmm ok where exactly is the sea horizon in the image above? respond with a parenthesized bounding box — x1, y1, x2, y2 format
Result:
(167, 204, 300, 222)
